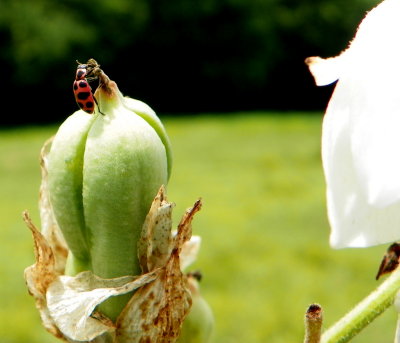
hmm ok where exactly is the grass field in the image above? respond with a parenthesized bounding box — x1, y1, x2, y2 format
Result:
(0, 113, 396, 343)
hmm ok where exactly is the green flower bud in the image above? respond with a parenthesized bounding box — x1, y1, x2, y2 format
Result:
(178, 275, 214, 343)
(47, 77, 170, 320)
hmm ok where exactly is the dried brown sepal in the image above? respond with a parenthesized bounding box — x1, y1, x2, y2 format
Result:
(116, 199, 202, 343)
(46, 271, 159, 341)
(26, 180, 202, 342)
(23, 211, 63, 339)
(138, 186, 174, 273)
(139, 187, 202, 274)
(23, 211, 57, 295)
(39, 137, 68, 274)
(174, 199, 202, 254)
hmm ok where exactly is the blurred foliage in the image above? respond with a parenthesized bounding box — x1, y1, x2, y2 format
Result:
(0, 0, 378, 124)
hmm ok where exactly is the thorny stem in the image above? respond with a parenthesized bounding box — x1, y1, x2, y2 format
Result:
(304, 304, 323, 343)
(321, 267, 400, 343)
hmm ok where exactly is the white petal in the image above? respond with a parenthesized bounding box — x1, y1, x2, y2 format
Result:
(306, 55, 345, 86)
(180, 235, 201, 271)
(321, 0, 400, 248)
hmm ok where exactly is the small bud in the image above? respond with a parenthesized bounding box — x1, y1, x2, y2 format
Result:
(376, 243, 400, 280)
(178, 274, 214, 343)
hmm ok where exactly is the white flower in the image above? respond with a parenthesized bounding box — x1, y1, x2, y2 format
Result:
(307, 0, 400, 248)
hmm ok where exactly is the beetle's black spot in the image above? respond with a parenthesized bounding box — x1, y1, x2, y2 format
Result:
(79, 81, 88, 88)
(73, 83, 78, 91)
(85, 101, 94, 108)
(77, 92, 90, 100)
(76, 70, 86, 79)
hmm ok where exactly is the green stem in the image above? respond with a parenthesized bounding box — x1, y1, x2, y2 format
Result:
(321, 267, 400, 343)
(395, 314, 400, 343)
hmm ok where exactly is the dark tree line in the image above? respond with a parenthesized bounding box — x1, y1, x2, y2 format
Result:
(0, 0, 378, 125)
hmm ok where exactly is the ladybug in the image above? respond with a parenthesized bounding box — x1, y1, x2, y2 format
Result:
(73, 59, 103, 114)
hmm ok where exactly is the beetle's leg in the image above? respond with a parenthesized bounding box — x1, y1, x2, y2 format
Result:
(93, 95, 105, 116)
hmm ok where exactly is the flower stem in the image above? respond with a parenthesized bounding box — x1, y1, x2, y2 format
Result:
(321, 267, 400, 343)
(304, 304, 323, 343)
(395, 314, 400, 343)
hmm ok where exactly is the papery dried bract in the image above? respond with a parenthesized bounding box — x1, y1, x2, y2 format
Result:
(24, 216, 159, 343)
(117, 198, 201, 343)
(138, 187, 201, 273)
(46, 271, 158, 341)
(25, 164, 203, 343)
(39, 137, 68, 273)
(23, 212, 63, 339)
(138, 186, 174, 273)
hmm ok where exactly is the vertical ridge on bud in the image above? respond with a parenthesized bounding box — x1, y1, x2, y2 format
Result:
(123, 97, 173, 180)
(47, 111, 96, 274)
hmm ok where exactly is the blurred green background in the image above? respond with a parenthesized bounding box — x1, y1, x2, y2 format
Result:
(2, 0, 395, 342)
(0, 114, 396, 342)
